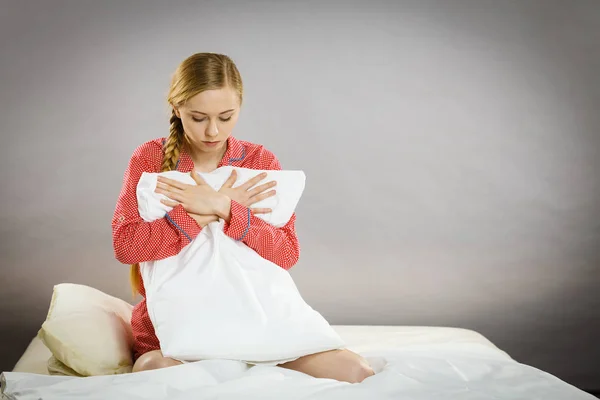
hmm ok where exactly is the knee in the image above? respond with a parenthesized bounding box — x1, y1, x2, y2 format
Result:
(132, 350, 180, 372)
(345, 360, 375, 384)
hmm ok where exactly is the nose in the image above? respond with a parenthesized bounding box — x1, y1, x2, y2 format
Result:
(205, 119, 219, 138)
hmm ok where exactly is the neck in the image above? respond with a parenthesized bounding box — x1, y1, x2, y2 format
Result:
(186, 141, 228, 168)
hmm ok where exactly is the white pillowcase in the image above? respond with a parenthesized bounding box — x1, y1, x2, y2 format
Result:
(38, 283, 134, 376)
(137, 166, 305, 227)
(137, 167, 345, 365)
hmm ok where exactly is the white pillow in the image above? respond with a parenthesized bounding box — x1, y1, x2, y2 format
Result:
(137, 167, 346, 365)
(38, 283, 134, 376)
(137, 166, 306, 227)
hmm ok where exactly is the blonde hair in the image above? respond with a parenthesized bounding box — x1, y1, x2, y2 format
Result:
(129, 52, 244, 296)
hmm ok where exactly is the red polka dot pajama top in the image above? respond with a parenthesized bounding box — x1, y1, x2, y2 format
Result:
(111, 136, 300, 360)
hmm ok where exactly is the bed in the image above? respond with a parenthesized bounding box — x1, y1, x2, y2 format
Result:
(3, 325, 594, 399)
(9, 325, 503, 375)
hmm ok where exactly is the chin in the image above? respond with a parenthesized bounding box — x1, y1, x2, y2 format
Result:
(200, 140, 226, 151)
(187, 136, 221, 150)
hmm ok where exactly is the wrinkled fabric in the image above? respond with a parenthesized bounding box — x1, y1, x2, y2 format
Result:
(2, 343, 594, 400)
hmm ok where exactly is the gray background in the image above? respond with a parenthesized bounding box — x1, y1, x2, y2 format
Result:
(1, 0, 599, 391)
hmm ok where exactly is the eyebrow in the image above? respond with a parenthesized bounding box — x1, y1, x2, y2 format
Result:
(190, 109, 235, 115)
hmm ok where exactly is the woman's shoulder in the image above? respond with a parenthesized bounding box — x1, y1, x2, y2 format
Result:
(132, 137, 165, 157)
(127, 137, 166, 170)
(236, 138, 279, 168)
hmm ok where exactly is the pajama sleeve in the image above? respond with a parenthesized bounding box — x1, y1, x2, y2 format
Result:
(223, 157, 300, 270)
(112, 145, 202, 264)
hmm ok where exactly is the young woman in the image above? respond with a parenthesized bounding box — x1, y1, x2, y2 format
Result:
(112, 53, 374, 383)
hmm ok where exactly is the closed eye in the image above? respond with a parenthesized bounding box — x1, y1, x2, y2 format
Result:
(192, 116, 233, 122)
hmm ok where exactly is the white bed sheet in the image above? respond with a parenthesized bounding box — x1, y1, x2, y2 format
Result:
(3, 325, 593, 400)
(9, 325, 502, 375)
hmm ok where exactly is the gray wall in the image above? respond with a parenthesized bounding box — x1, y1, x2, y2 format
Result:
(1, 0, 599, 391)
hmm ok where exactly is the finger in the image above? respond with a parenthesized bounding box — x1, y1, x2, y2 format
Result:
(157, 176, 188, 190)
(248, 190, 276, 205)
(251, 208, 272, 215)
(155, 182, 183, 193)
(222, 170, 237, 189)
(155, 185, 183, 197)
(240, 172, 268, 190)
(249, 180, 277, 197)
(191, 171, 208, 186)
(156, 188, 185, 203)
(160, 198, 179, 208)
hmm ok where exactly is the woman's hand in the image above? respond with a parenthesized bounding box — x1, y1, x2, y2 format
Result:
(218, 170, 277, 215)
(188, 213, 220, 228)
(155, 171, 230, 219)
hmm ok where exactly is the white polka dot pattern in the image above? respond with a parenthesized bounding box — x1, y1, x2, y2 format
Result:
(111, 136, 300, 359)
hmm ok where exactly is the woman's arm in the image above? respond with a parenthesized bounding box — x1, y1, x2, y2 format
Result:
(219, 155, 300, 270)
(147, 148, 301, 269)
(223, 202, 300, 270)
(112, 145, 202, 264)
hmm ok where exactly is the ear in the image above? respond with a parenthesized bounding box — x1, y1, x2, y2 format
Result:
(173, 106, 181, 119)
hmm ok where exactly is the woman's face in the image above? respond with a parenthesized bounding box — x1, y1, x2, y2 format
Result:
(174, 87, 241, 155)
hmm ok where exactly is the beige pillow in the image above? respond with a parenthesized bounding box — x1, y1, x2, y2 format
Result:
(38, 283, 134, 376)
(47, 356, 83, 377)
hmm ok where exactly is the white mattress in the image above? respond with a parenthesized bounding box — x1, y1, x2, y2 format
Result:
(3, 325, 593, 400)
